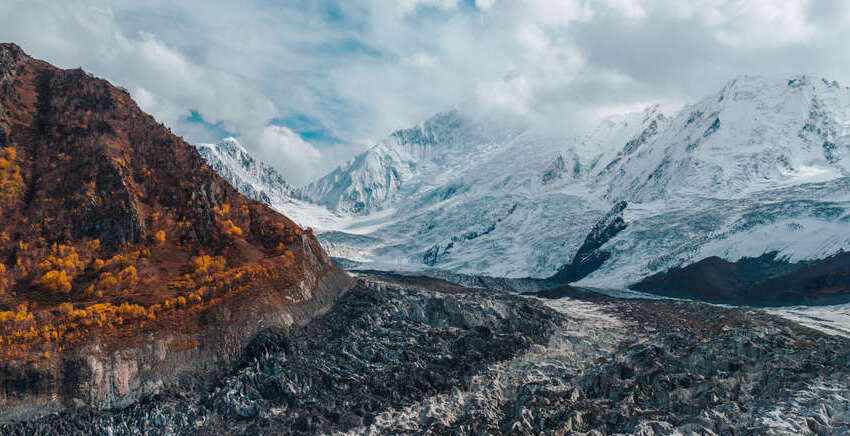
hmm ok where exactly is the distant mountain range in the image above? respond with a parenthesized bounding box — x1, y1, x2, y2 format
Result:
(6, 39, 850, 434)
(201, 74, 850, 293)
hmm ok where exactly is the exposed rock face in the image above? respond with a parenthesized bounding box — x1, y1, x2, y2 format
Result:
(0, 262, 352, 423)
(0, 43, 353, 421)
(551, 201, 628, 284)
(5, 273, 849, 434)
(632, 251, 850, 306)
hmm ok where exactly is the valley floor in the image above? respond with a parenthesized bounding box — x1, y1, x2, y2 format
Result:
(4, 273, 850, 435)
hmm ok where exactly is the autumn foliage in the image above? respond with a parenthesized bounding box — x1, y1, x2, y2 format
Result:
(36, 243, 85, 293)
(0, 146, 24, 213)
(0, 248, 305, 359)
(0, 43, 319, 360)
(38, 270, 72, 293)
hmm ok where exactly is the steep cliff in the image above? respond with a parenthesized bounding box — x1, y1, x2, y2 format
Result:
(0, 43, 353, 421)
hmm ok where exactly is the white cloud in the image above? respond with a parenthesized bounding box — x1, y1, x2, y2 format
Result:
(404, 52, 439, 68)
(475, 0, 497, 10)
(1, 0, 848, 186)
(665, 0, 813, 47)
(0, 1, 275, 136)
(398, 0, 460, 15)
(522, 0, 594, 27)
(251, 126, 322, 186)
(474, 73, 532, 115)
(600, 0, 646, 19)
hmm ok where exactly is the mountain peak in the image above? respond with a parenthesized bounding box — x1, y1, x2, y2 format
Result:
(714, 74, 845, 103)
(219, 136, 249, 153)
(196, 137, 296, 208)
(0, 42, 27, 63)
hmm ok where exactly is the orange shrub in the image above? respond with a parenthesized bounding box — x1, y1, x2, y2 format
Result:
(68, 309, 89, 319)
(14, 310, 32, 322)
(154, 230, 166, 244)
(117, 302, 146, 319)
(214, 204, 231, 215)
(0, 146, 24, 212)
(96, 272, 119, 291)
(38, 270, 72, 293)
(191, 255, 226, 276)
(118, 266, 139, 285)
(221, 219, 243, 238)
(39, 243, 84, 275)
(87, 239, 101, 252)
(0, 311, 14, 323)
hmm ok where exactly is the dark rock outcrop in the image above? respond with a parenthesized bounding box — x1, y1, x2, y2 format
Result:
(551, 200, 628, 284)
(632, 251, 850, 306)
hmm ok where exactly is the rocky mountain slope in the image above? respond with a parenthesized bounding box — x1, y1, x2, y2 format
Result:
(632, 251, 850, 306)
(0, 43, 352, 421)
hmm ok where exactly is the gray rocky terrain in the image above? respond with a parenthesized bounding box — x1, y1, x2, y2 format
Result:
(4, 272, 850, 435)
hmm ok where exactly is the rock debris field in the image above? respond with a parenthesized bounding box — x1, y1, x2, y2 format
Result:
(5, 272, 850, 435)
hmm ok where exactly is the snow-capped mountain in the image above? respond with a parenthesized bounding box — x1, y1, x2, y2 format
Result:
(577, 75, 850, 287)
(299, 104, 665, 279)
(601, 75, 850, 203)
(202, 75, 850, 289)
(300, 110, 526, 215)
(578, 104, 671, 183)
(196, 138, 341, 230)
(197, 138, 296, 205)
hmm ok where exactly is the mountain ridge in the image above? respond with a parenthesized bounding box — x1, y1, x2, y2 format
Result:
(196, 137, 297, 208)
(202, 73, 850, 293)
(0, 42, 352, 420)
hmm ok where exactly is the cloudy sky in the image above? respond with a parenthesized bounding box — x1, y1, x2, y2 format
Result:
(1, 0, 849, 185)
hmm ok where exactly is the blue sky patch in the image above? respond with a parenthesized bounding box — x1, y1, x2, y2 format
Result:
(185, 110, 236, 139)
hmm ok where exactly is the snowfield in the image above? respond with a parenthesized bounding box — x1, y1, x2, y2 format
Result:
(200, 74, 850, 289)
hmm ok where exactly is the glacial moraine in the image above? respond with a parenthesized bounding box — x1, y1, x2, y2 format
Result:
(5, 273, 850, 435)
